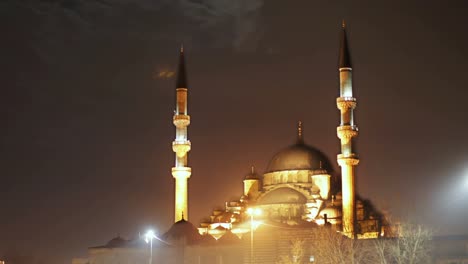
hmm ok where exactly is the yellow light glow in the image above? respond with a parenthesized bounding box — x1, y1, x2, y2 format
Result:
(251, 220, 262, 230)
(231, 227, 249, 236)
(246, 208, 262, 216)
(172, 167, 191, 222)
(210, 223, 231, 229)
(197, 227, 208, 235)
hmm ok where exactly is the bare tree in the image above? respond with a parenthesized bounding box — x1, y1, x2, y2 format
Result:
(313, 228, 371, 264)
(276, 239, 305, 264)
(312, 222, 433, 264)
(372, 223, 433, 264)
(370, 238, 391, 264)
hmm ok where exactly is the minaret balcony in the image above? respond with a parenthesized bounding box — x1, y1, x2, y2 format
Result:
(336, 97, 357, 111)
(173, 114, 190, 127)
(171, 166, 192, 179)
(337, 154, 359, 166)
(172, 140, 191, 157)
(337, 125, 358, 143)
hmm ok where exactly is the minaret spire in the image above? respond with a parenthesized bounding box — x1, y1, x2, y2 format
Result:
(297, 121, 303, 143)
(339, 21, 352, 69)
(176, 45, 188, 89)
(336, 22, 359, 238)
(172, 47, 192, 222)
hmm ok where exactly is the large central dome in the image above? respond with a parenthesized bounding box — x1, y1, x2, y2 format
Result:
(266, 142, 332, 173)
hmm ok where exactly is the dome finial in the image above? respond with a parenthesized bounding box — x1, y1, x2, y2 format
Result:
(297, 121, 303, 143)
(245, 165, 259, 180)
(181, 211, 185, 220)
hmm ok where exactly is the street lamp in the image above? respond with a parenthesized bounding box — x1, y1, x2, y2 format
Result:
(144, 230, 157, 264)
(246, 208, 262, 264)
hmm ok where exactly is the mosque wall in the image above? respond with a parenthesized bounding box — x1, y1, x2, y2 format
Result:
(87, 248, 147, 264)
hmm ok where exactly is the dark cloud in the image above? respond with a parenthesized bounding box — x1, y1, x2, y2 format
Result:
(6, 0, 265, 66)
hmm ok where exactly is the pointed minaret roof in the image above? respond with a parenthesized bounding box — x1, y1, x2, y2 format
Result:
(339, 20, 352, 68)
(176, 45, 188, 88)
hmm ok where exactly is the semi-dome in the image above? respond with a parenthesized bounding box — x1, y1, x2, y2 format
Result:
(257, 187, 307, 205)
(266, 142, 332, 173)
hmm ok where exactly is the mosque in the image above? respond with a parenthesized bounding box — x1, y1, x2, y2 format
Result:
(173, 23, 385, 239)
(72, 24, 388, 264)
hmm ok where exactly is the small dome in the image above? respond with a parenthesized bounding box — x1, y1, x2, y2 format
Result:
(105, 236, 129, 248)
(266, 142, 332, 173)
(161, 219, 202, 245)
(320, 206, 342, 219)
(217, 229, 240, 244)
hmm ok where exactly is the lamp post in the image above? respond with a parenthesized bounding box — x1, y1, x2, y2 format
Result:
(144, 230, 157, 264)
(246, 208, 262, 264)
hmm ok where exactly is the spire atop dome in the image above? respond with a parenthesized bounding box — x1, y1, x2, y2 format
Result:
(297, 121, 303, 143)
(339, 22, 352, 68)
(176, 45, 188, 88)
(245, 165, 260, 180)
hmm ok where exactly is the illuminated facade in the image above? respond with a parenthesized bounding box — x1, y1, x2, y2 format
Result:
(198, 24, 382, 240)
(172, 46, 192, 222)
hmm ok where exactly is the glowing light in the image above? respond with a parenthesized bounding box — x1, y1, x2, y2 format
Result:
(144, 230, 158, 264)
(246, 207, 262, 216)
(210, 223, 231, 229)
(251, 220, 262, 230)
(144, 230, 157, 243)
(246, 207, 262, 263)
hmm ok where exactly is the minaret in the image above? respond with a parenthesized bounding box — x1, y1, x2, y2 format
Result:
(172, 46, 192, 222)
(336, 22, 359, 237)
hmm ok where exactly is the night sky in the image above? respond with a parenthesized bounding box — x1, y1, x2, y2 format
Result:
(2, 0, 468, 263)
